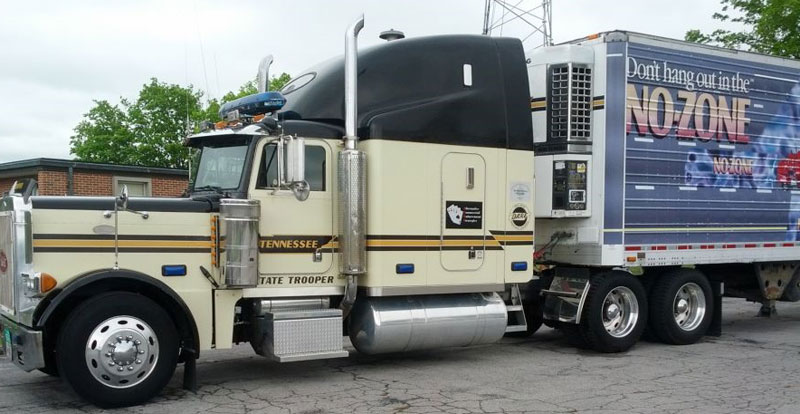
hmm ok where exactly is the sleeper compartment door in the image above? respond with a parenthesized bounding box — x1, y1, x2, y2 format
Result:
(441, 152, 486, 271)
(249, 140, 334, 277)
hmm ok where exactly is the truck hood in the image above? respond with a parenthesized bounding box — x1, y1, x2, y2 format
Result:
(30, 196, 214, 213)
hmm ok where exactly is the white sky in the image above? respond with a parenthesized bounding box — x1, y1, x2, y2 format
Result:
(0, 0, 724, 163)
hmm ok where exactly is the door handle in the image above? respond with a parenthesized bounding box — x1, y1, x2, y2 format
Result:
(466, 167, 475, 189)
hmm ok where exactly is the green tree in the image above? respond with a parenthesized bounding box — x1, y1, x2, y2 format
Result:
(686, 0, 800, 58)
(71, 73, 293, 169)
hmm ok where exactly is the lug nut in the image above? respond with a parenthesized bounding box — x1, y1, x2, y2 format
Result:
(134, 340, 141, 345)
(116, 336, 123, 342)
(138, 350, 145, 354)
(108, 361, 116, 366)
(117, 367, 124, 372)
(105, 352, 112, 357)
(126, 335, 133, 341)
(128, 366, 134, 371)
(135, 359, 142, 364)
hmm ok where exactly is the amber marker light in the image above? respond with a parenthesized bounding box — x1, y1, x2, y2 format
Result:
(626, 256, 637, 263)
(40, 272, 57, 294)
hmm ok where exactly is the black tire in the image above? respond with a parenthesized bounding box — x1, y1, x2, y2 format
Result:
(38, 366, 58, 377)
(56, 292, 179, 408)
(578, 271, 648, 353)
(505, 299, 544, 338)
(649, 269, 713, 345)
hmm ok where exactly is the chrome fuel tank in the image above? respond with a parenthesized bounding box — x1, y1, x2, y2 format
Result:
(348, 292, 507, 354)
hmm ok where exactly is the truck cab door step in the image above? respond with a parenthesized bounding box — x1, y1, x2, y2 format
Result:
(505, 285, 528, 333)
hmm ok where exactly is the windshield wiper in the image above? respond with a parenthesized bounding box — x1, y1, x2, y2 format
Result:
(193, 185, 224, 194)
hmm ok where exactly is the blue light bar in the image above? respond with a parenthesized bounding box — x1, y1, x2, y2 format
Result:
(396, 264, 415, 274)
(218, 91, 287, 118)
(511, 261, 528, 272)
(162, 265, 187, 277)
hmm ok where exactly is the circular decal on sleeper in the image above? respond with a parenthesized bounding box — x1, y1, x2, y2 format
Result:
(510, 205, 529, 228)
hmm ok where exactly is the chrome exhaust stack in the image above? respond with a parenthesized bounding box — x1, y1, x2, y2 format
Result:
(338, 15, 366, 317)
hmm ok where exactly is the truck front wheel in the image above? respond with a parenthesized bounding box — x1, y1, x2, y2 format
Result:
(56, 292, 179, 407)
(649, 269, 713, 345)
(578, 271, 648, 353)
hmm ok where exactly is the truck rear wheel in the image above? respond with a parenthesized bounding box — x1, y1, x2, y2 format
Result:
(56, 292, 179, 407)
(578, 271, 647, 353)
(649, 269, 713, 345)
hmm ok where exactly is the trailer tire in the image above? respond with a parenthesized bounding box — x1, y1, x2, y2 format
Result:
(579, 271, 647, 353)
(649, 269, 713, 345)
(505, 300, 543, 337)
(56, 292, 179, 408)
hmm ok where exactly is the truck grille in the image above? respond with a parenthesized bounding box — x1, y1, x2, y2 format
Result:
(547, 64, 592, 145)
(0, 212, 14, 314)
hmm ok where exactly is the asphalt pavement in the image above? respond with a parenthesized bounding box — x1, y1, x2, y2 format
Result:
(1, 297, 799, 414)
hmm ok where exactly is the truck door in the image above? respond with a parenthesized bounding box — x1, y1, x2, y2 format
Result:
(441, 152, 486, 271)
(249, 139, 335, 276)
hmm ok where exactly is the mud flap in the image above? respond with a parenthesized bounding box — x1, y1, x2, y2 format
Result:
(541, 267, 591, 324)
(707, 280, 723, 337)
(181, 348, 197, 393)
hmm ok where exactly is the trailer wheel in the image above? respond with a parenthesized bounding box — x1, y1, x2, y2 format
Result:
(649, 269, 713, 345)
(56, 292, 179, 408)
(579, 271, 647, 353)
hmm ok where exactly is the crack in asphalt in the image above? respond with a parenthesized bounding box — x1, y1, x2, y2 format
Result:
(1, 299, 799, 413)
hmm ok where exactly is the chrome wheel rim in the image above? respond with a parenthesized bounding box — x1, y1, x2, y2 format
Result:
(84, 316, 159, 389)
(673, 282, 706, 332)
(602, 286, 639, 338)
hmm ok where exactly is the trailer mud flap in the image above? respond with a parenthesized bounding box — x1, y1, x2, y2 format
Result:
(541, 268, 591, 324)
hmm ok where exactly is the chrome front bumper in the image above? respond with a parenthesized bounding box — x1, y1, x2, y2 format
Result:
(0, 314, 44, 372)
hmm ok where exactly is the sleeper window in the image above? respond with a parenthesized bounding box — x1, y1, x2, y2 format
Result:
(256, 144, 326, 191)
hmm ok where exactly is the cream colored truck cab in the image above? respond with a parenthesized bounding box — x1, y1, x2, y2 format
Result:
(0, 18, 536, 408)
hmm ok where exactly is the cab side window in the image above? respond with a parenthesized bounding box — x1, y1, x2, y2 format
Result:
(256, 144, 326, 191)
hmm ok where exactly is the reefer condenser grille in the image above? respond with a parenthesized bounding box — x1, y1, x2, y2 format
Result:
(546, 64, 592, 152)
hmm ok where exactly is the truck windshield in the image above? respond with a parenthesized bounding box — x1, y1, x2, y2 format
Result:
(193, 142, 249, 191)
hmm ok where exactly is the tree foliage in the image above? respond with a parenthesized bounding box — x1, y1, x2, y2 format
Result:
(686, 0, 800, 59)
(71, 73, 292, 169)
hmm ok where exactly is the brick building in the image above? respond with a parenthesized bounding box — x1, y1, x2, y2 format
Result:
(0, 158, 189, 198)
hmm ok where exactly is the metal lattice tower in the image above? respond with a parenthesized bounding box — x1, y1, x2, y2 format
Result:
(482, 0, 553, 49)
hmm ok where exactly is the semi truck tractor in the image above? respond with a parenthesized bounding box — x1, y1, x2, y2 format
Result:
(1, 15, 799, 407)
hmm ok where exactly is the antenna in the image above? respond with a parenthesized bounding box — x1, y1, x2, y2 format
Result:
(482, 0, 553, 49)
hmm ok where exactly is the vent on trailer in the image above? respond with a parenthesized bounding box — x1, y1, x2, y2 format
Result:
(546, 63, 593, 153)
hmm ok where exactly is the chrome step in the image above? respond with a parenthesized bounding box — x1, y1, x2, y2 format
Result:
(505, 284, 528, 333)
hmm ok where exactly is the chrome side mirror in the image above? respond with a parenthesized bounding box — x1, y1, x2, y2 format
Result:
(275, 136, 310, 201)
